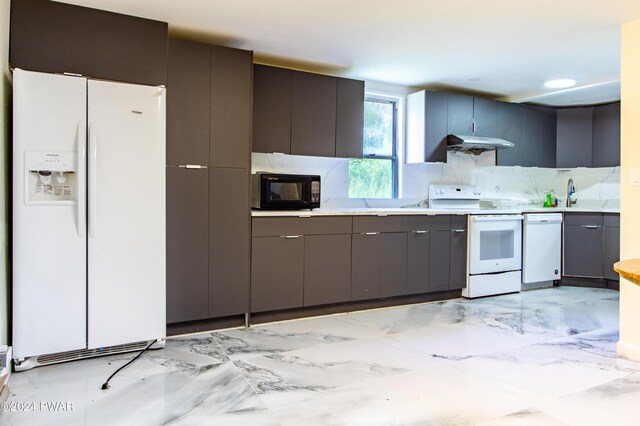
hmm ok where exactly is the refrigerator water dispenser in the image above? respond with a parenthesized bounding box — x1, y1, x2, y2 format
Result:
(25, 151, 77, 204)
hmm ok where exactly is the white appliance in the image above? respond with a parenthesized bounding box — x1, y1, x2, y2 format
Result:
(465, 214, 523, 298)
(428, 184, 481, 209)
(522, 213, 563, 289)
(12, 69, 166, 370)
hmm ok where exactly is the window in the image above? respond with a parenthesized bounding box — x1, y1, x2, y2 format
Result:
(349, 97, 398, 198)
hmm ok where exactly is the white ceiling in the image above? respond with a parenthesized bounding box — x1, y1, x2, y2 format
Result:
(58, 0, 640, 106)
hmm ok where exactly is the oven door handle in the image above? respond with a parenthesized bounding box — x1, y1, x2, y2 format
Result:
(471, 215, 524, 222)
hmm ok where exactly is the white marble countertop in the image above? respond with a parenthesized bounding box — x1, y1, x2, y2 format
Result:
(251, 205, 620, 217)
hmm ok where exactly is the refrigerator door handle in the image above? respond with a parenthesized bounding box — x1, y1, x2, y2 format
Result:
(77, 121, 86, 237)
(88, 122, 98, 238)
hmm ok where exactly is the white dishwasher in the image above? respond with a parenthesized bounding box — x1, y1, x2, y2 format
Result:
(522, 213, 563, 289)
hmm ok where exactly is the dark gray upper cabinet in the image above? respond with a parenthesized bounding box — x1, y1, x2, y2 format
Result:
(10, 0, 95, 76)
(252, 65, 292, 154)
(447, 94, 474, 135)
(94, 10, 168, 86)
(592, 102, 621, 168)
(209, 168, 250, 317)
(10, 0, 168, 86)
(520, 105, 557, 168)
(167, 38, 211, 166)
(210, 46, 252, 168)
(406, 90, 448, 163)
(473, 98, 498, 137)
(335, 78, 364, 158)
(291, 71, 338, 157)
(304, 234, 352, 306)
(556, 107, 593, 168)
(538, 107, 558, 168)
(166, 167, 209, 324)
(449, 216, 467, 290)
(496, 102, 525, 166)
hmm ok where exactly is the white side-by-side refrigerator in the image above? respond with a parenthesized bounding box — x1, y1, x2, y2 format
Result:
(12, 69, 166, 370)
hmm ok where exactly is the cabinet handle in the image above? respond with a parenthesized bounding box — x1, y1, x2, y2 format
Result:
(412, 230, 428, 234)
(377, 214, 388, 217)
(452, 229, 466, 233)
(364, 232, 380, 235)
(472, 121, 476, 133)
(281, 235, 301, 239)
(179, 164, 208, 169)
(583, 225, 601, 229)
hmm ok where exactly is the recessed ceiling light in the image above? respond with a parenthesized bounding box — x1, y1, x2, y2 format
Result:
(544, 78, 576, 89)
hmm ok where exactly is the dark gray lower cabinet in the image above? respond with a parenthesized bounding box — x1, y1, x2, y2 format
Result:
(407, 231, 430, 294)
(449, 219, 467, 290)
(304, 234, 352, 306)
(209, 168, 250, 317)
(351, 233, 382, 301)
(166, 167, 209, 323)
(429, 230, 450, 292)
(604, 219, 620, 281)
(563, 225, 604, 278)
(251, 236, 304, 312)
(351, 232, 407, 300)
(380, 233, 408, 298)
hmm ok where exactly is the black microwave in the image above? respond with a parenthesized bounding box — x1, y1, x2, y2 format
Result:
(251, 173, 321, 210)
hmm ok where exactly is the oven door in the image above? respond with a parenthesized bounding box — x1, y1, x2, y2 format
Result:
(469, 215, 523, 275)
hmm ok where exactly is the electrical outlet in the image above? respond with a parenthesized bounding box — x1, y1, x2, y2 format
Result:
(632, 169, 640, 186)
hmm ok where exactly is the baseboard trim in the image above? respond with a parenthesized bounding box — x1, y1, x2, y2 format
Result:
(617, 340, 640, 361)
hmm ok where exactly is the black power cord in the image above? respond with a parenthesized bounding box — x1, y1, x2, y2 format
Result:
(101, 339, 158, 390)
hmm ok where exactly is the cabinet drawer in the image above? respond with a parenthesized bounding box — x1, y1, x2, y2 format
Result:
(252, 216, 352, 237)
(604, 213, 620, 228)
(563, 213, 603, 227)
(450, 215, 468, 230)
(352, 215, 409, 233)
(407, 215, 450, 231)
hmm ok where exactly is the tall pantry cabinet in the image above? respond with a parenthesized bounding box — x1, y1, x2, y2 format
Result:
(166, 38, 252, 323)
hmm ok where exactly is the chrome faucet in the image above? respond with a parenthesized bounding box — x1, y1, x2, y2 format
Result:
(566, 178, 576, 207)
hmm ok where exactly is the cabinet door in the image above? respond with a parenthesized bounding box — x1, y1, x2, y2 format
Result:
(336, 78, 364, 158)
(210, 168, 250, 317)
(449, 228, 467, 290)
(604, 226, 620, 281)
(496, 102, 525, 166)
(252, 65, 292, 154)
(429, 230, 451, 292)
(251, 236, 304, 312)
(447, 94, 474, 135)
(473, 98, 498, 137)
(167, 38, 211, 166)
(304, 234, 352, 306)
(351, 233, 381, 301)
(380, 233, 408, 298)
(592, 102, 621, 168)
(564, 225, 604, 278)
(210, 46, 252, 168)
(10, 0, 95, 76)
(94, 10, 168, 86)
(538, 107, 557, 168)
(425, 91, 449, 162)
(556, 108, 593, 168)
(291, 71, 338, 157)
(166, 167, 209, 323)
(407, 231, 430, 294)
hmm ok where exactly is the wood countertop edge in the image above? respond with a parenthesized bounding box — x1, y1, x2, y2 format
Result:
(614, 260, 640, 286)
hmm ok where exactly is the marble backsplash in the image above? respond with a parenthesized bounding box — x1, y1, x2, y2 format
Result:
(251, 152, 620, 209)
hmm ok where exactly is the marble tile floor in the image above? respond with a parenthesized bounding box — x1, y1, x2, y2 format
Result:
(2, 286, 639, 425)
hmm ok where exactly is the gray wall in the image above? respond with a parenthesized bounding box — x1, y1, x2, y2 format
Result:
(0, 0, 10, 347)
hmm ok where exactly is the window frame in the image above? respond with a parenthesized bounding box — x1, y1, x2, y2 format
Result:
(361, 95, 399, 198)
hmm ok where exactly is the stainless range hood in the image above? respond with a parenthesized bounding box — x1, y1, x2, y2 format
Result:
(447, 134, 515, 155)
